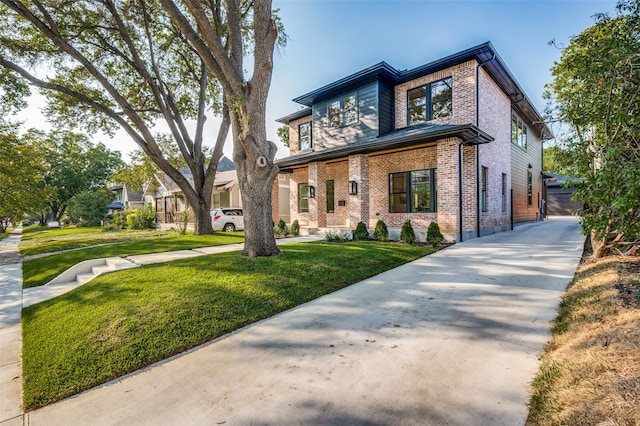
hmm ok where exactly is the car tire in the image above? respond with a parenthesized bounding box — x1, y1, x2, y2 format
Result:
(223, 223, 236, 232)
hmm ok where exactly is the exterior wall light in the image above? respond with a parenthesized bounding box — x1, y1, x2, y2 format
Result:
(308, 185, 316, 198)
(349, 181, 358, 195)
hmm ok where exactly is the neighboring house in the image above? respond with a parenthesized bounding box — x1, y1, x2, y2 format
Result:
(107, 185, 145, 214)
(274, 42, 552, 241)
(545, 173, 583, 216)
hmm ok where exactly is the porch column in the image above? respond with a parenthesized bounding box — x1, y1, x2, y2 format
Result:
(348, 154, 369, 228)
(308, 162, 327, 228)
(271, 176, 280, 225)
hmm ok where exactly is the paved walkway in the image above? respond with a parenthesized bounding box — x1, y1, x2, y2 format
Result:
(0, 228, 23, 426)
(7, 217, 585, 425)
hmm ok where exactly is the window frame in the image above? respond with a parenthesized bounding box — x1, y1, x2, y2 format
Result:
(481, 166, 488, 213)
(527, 171, 533, 206)
(407, 77, 453, 126)
(511, 112, 528, 150)
(501, 173, 507, 213)
(299, 122, 312, 150)
(327, 94, 358, 128)
(326, 180, 335, 214)
(298, 182, 309, 213)
(389, 168, 437, 213)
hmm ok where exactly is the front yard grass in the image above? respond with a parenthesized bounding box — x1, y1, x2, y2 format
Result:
(527, 253, 640, 425)
(22, 241, 434, 410)
(22, 231, 245, 288)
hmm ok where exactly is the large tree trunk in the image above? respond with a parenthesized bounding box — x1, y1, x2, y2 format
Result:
(185, 190, 214, 235)
(232, 114, 279, 257)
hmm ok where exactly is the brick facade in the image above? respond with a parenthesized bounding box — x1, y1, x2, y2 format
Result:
(277, 44, 550, 242)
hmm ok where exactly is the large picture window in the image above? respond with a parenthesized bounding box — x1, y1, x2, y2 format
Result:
(407, 77, 452, 126)
(298, 183, 309, 213)
(299, 122, 311, 150)
(511, 112, 528, 150)
(389, 169, 437, 213)
(328, 94, 357, 127)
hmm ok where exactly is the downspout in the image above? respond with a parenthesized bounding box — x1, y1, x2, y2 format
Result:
(459, 142, 464, 242)
(475, 53, 495, 238)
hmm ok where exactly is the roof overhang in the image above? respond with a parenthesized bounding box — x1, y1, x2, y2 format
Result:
(280, 42, 553, 141)
(276, 123, 492, 172)
(276, 107, 312, 124)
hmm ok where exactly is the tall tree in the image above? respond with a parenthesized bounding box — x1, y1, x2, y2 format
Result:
(22, 129, 124, 223)
(0, 125, 50, 231)
(160, 0, 285, 256)
(546, 0, 640, 257)
(0, 0, 231, 235)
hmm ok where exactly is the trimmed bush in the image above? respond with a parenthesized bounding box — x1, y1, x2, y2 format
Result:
(325, 230, 351, 243)
(400, 219, 416, 244)
(290, 220, 300, 236)
(274, 218, 289, 236)
(353, 221, 369, 241)
(112, 210, 129, 230)
(427, 221, 444, 247)
(373, 220, 389, 242)
(126, 205, 156, 230)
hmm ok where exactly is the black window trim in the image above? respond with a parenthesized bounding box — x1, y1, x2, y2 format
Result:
(299, 121, 312, 150)
(388, 168, 437, 213)
(327, 93, 358, 128)
(298, 182, 309, 213)
(326, 180, 335, 214)
(407, 76, 453, 126)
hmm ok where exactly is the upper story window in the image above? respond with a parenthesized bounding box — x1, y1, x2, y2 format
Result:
(328, 94, 357, 127)
(299, 122, 311, 150)
(407, 77, 453, 126)
(511, 112, 528, 150)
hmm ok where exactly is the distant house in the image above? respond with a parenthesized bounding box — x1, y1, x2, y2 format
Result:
(107, 185, 145, 214)
(545, 173, 583, 216)
(274, 42, 552, 241)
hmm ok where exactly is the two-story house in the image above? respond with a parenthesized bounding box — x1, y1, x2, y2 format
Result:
(274, 42, 552, 241)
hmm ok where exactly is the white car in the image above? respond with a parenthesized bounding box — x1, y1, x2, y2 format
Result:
(211, 208, 244, 232)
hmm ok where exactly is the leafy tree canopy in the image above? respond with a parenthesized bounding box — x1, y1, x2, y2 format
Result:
(545, 0, 640, 257)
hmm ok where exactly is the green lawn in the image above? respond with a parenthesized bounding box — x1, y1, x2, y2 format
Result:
(22, 241, 434, 410)
(22, 231, 245, 288)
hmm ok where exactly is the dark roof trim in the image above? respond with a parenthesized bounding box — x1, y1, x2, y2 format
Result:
(276, 123, 492, 171)
(276, 107, 312, 124)
(292, 61, 400, 106)
(283, 42, 552, 140)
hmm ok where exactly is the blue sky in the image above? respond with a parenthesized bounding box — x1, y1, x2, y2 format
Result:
(266, 0, 618, 155)
(16, 0, 619, 161)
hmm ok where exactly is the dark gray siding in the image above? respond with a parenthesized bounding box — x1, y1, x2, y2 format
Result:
(378, 81, 394, 136)
(312, 82, 379, 151)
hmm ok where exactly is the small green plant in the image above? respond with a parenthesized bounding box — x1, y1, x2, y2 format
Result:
(373, 220, 389, 242)
(353, 221, 369, 241)
(325, 230, 351, 243)
(126, 205, 156, 230)
(400, 219, 416, 244)
(101, 223, 121, 232)
(290, 220, 300, 236)
(176, 208, 192, 235)
(427, 221, 444, 247)
(112, 210, 129, 229)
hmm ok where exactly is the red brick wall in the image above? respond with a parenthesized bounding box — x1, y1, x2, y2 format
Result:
(394, 60, 477, 130)
(326, 161, 349, 227)
(290, 167, 309, 226)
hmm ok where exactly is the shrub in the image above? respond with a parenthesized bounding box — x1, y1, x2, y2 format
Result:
(400, 219, 416, 244)
(176, 208, 192, 235)
(112, 210, 129, 230)
(126, 205, 156, 230)
(427, 221, 444, 247)
(353, 221, 369, 241)
(101, 223, 121, 232)
(274, 218, 289, 236)
(373, 220, 389, 242)
(325, 230, 351, 243)
(290, 220, 300, 236)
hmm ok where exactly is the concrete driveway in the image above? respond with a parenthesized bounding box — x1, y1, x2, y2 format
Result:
(26, 217, 584, 425)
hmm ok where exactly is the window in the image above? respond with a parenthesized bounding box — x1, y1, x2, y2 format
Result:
(511, 112, 528, 149)
(389, 169, 437, 213)
(326, 180, 335, 213)
(501, 173, 507, 213)
(298, 183, 309, 213)
(328, 94, 357, 127)
(481, 166, 488, 213)
(299, 122, 311, 150)
(407, 77, 452, 125)
(527, 171, 533, 206)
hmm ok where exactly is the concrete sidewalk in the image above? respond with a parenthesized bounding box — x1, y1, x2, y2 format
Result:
(0, 229, 24, 426)
(22, 217, 584, 425)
